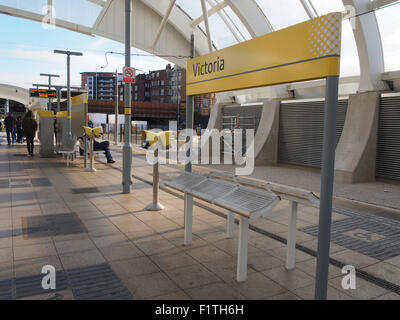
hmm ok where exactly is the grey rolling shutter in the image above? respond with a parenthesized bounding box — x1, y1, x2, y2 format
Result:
(376, 95, 400, 180)
(278, 99, 348, 168)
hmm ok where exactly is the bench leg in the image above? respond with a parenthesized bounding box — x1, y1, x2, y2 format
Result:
(286, 201, 298, 270)
(184, 192, 193, 246)
(66, 154, 70, 167)
(227, 211, 235, 238)
(237, 216, 249, 282)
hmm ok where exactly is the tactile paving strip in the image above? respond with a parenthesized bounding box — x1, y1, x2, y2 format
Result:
(300, 206, 400, 260)
(66, 264, 132, 300)
(71, 187, 101, 194)
(0, 279, 13, 300)
(22, 213, 87, 238)
(15, 271, 69, 299)
(30, 178, 52, 187)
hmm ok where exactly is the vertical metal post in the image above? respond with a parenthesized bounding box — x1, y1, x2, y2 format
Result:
(56, 88, 61, 113)
(146, 147, 164, 211)
(48, 77, 51, 110)
(185, 33, 195, 173)
(84, 136, 88, 169)
(67, 54, 72, 140)
(183, 33, 195, 247)
(115, 69, 119, 145)
(122, 0, 132, 194)
(314, 76, 339, 300)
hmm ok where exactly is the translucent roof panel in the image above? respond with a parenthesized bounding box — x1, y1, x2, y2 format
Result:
(175, 0, 203, 19)
(206, 14, 238, 49)
(375, 4, 400, 72)
(53, 0, 102, 27)
(255, 0, 309, 30)
(222, 6, 252, 41)
(310, 0, 345, 15)
(0, 0, 47, 14)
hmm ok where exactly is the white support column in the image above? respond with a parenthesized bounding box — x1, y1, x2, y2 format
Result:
(184, 192, 193, 245)
(286, 201, 298, 270)
(200, 0, 213, 53)
(237, 216, 249, 282)
(227, 211, 235, 238)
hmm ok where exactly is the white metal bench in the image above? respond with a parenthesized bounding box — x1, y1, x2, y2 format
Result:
(162, 172, 281, 282)
(210, 170, 320, 271)
(55, 138, 78, 167)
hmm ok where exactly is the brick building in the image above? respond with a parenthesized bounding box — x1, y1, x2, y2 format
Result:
(81, 72, 122, 101)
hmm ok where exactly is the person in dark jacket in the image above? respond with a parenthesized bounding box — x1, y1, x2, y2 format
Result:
(16, 116, 23, 144)
(4, 112, 15, 145)
(22, 110, 38, 157)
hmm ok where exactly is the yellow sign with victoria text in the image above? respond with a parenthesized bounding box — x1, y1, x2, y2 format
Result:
(186, 12, 342, 96)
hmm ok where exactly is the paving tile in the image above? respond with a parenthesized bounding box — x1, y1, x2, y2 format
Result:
(165, 264, 221, 290)
(134, 236, 179, 256)
(328, 275, 388, 300)
(54, 238, 96, 254)
(125, 272, 180, 299)
(59, 249, 106, 269)
(362, 262, 400, 286)
(247, 252, 285, 272)
(150, 251, 198, 271)
(263, 267, 315, 291)
(231, 272, 286, 299)
(99, 242, 144, 262)
(266, 292, 302, 300)
(292, 283, 354, 300)
(331, 249, 379, 269)
(295, 258, 343, 279)
(186, 282, 246, 300)
(110, 256, 160, 279)
(14, 256, 63, 278)
(374, 292, 400, 300)
(13, 243, 57, 261)
(185, 244, 232, 262)
(18, 289, 75, 300)
(91, 233, 128, 248)
(147, 290, 192, 300)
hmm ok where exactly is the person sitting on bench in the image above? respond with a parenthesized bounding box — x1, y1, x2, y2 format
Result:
(79, 137, 115, 164)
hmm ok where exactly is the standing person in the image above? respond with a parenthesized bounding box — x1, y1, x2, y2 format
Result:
(16, 116, 23, 144)
(4, 112, 15, 145)
(22, 110, 38, 157)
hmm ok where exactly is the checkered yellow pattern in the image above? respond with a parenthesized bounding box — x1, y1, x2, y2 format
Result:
(308, 12, 342, 58)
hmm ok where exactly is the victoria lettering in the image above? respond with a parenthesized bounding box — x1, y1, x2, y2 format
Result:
(193, 57, 225, 77)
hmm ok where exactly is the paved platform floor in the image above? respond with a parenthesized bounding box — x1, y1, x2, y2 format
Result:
(0, 133, 400, 300)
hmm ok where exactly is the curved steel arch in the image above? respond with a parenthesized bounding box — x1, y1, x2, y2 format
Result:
(342, 0, 387, 91)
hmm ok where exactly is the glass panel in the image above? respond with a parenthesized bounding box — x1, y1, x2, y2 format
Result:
(376, 4, 400, 71)
(0, 0, 47, 14)
(208, 13, 238, 48)
(255, 0, 309, 30)
(310, 0, 345, 15)
(53, 0, 102, 27)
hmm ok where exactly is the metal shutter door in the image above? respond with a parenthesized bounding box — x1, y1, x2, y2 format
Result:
(376, 96, 400, 180)
(278, 99, 348, 168)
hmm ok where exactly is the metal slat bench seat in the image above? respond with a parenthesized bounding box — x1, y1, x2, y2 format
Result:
(186, 178, 238, 202)
(163, 172, 207, 192)
(162, 172, 281, 282)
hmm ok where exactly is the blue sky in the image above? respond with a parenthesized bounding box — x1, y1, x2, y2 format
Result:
(0, 14, 169, 89)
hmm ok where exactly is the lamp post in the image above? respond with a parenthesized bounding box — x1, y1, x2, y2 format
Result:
(40, 73, 59, 110)
(53, 50, 83, 139)
(122, 0, 133, 194)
